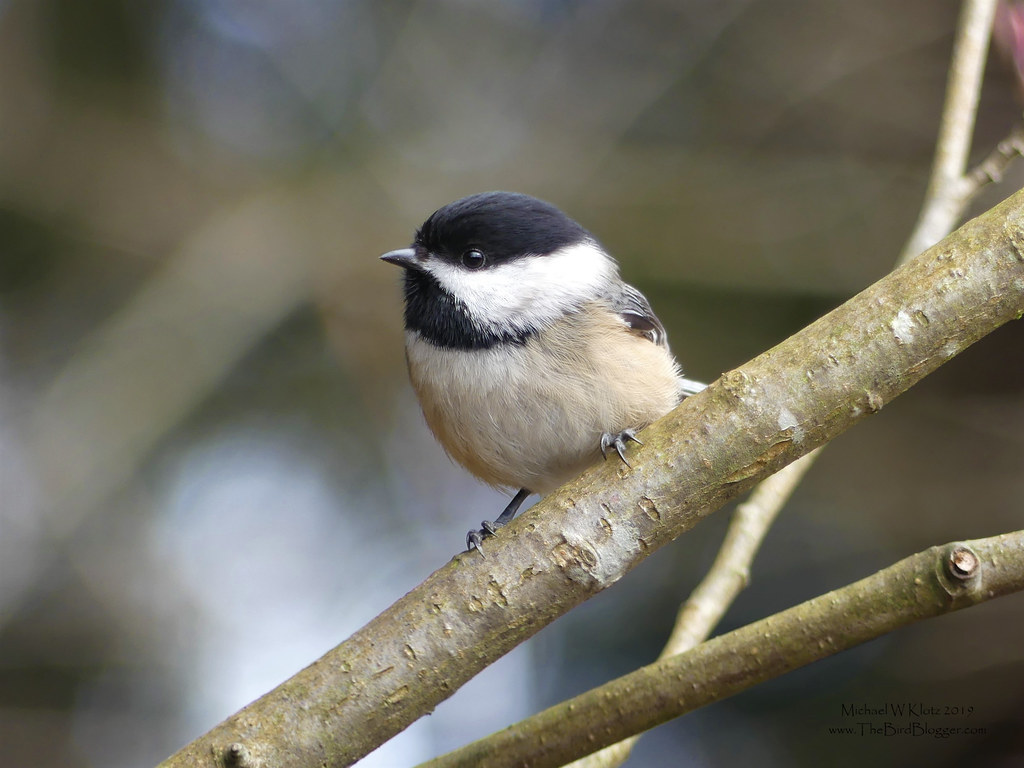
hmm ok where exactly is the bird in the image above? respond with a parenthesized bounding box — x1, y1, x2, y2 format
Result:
(381, 191, 703, 553)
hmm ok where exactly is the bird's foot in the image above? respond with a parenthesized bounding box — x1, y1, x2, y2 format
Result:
(600, 428, 642, 466)
(466, 520, 500, 557)
(465, 488, 531, 557)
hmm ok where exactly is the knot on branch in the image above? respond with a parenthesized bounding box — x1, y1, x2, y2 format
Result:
(936, 543, 984, 601)
(221, 743, 259, 768)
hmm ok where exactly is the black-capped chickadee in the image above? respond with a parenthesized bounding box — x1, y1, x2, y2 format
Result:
(382, 191, 704, 553)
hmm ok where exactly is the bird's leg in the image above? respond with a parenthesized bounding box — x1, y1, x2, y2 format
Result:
(600, 428, 642, 466)
(466, 487, 532, 556)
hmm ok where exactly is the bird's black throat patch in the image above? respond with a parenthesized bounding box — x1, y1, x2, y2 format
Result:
(402, 269, 535, 350)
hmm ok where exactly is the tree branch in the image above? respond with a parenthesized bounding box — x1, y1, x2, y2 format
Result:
(898, 0, 999, 264)
(156, 182, 1024, 768)
(421, 531, 1024, 768)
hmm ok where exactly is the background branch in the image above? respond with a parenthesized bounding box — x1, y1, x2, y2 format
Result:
(158, 185, 1024, 768)
(898, 0, 1000, 263)
(421, 531, 1024, 768)
(658, 448, 823, 654)
(564, 448, 822, 768)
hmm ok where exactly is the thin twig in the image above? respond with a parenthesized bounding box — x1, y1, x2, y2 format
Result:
(964, 119, 1024, 191)
(564, 449, 822, 768)
(658, 448, 822, 655)
(898, 0, 999, 264)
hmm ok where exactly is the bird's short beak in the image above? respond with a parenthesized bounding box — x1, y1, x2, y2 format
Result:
(380, 248, 419, 269)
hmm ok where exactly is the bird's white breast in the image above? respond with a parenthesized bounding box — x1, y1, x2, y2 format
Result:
(404, 303, 682, 494)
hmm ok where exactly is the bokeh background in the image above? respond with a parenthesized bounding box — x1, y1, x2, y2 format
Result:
(1, 1, 1023, 766)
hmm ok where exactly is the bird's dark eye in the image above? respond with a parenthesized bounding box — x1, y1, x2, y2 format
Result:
(461, 249, 486, 269)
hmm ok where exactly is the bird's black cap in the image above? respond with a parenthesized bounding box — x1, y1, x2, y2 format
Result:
(414, 191, 591, 265)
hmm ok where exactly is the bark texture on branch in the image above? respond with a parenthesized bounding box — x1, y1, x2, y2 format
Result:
(159, 189, 1024, 768)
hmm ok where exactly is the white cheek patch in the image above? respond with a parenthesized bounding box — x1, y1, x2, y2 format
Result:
(426, 241, 617, 334)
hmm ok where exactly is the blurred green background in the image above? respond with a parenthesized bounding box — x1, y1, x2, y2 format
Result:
(1, 1, 1023, 766)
